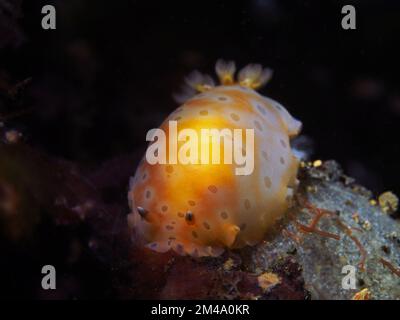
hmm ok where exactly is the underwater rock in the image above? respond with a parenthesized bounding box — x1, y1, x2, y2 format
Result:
(1, 142, 398, 299)
(241, 160, 400, 300)
(120, 160, 400, 300)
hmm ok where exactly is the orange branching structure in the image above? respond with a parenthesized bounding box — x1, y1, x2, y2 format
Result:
(334, 218, 367, 271)
(294, 200, 340, 240)
(288, 197, 367, 271)
(380, 258, 400, 277)
(282, 228, 302, 244)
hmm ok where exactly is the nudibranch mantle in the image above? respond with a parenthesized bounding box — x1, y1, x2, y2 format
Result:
(127, 60, 302, 257)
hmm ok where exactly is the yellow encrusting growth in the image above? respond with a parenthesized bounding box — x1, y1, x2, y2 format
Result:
(378, 191, 398, 214)
(127, 60, 302, 257)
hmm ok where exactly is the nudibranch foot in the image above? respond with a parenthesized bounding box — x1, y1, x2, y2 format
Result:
(145, 240, 224, 258)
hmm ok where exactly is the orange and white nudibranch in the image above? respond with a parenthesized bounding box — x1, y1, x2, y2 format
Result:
(127, 60, 302, 257)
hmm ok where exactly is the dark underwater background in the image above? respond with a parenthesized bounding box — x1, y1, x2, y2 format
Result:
(0, 0, 399, 299)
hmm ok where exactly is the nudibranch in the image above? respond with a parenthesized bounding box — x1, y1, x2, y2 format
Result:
(127, 60, 302, 257)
